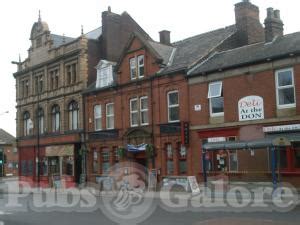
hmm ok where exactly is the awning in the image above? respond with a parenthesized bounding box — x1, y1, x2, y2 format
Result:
(202, 136, 294, 151)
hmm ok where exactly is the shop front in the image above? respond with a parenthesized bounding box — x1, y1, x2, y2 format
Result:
(39, 145, 76, 188)
(199, 123, 300, 188)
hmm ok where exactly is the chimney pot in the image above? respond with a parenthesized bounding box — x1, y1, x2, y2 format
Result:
(274, 10, 281, 19)
(159, 30, 171, 45)
(264, 8, 284, 42)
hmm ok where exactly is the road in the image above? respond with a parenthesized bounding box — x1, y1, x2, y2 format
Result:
(0, 193, 299, 225)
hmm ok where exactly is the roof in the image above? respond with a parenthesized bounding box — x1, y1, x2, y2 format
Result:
(0, 129, 15, 145)
(160, 25, 237, 74)
(189, 32, 300, 75)
(85, 27, 102, 40)
(50, 34, 75, 48)
(147, 40, 175, 65)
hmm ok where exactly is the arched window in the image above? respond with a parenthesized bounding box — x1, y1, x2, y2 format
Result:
(51, 105, 60, 132)
(37, 108, 44, 134)
(23, 112, 31, 136)
(69, 101, 79, 130)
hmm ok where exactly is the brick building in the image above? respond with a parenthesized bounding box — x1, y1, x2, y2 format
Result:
(83, 8, 240, 185)
(0, 129, 18, 177)
(13, 8, 151, 187)
(187, 3, 300, 186)
(84, 0, 300, 188)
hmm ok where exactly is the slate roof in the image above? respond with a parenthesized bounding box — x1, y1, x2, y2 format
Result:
(0, 129, 15, 145)
(85, 27, 102, 40)
(50, 34, 75, 48)
(147, 40, 175, 65)
(160, 25, 237, 74)
(189, 32, 300, 76)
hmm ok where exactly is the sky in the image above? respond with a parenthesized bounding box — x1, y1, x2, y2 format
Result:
(0, 0, 299, 137)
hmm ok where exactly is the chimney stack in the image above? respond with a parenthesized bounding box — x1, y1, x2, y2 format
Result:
(264, 8, 284, 42)
(159, 30, 171, 45)
(235, 0, 265, 45)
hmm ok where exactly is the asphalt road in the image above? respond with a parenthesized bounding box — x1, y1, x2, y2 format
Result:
(0, 193, 299, 225)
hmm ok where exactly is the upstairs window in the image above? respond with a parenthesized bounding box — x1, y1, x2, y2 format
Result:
(137, 55, 144, 78)
(130, 55, 145, 80)
(94, 105, 102, 131)
(37, 108, 44, 135)
(35, 75, 43, 94)
(106, 103, 114, 130)
(23, 111, 31, 136)
(68, 101, 79, 130)
(51, 105, 60, 132)
(22, 79, 29, 98)
(208, 81, 224, 117)
(66, 63, 77, 85)
(130, 98, 138, 127)
(276, 68, 295, 108)
(50, 69, 59, 90)
(130, 96, 149, 127)
(140, 96, 149, 125)
(167, 91, 179, 122)
(96, 60, 115, 88)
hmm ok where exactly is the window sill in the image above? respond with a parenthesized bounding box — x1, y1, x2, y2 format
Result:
(277, 104, 296, 110)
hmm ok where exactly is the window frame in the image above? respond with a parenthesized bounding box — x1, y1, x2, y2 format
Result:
(167, 90, 180, 123)
(275, 68, 296, 109)
(51, 105, 60, 133)
(140, 96, 149, 126)
(208, 81, 224, 117)
(37, 108, 44, 135)
(68, 101, 79, 131)
(137, 55, 145, 78)
(94, 105, 102, 131)
(130, 57, 137, 80)
(106, 103, 114, 130)
(130, 98, 139, 127)
(23, 112, 31, 136)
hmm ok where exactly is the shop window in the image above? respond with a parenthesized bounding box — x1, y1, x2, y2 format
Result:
(167, 91, 179, 122)
(208, 81, 224, 117)
(166, 144, 174, 175)
(27, 160, 33, 176)
(21, 160, 27, 176)
(228, 150, 238, 171)
(294, 147, 300, 168)
(179, 144, 187, 174)
(48, 157, 60, 175)
(93, 149, 99, 174)
(106, 103, 114, 129)
(51, 105, 60, 132)
(94, 105, 102, 131)
(275, 68, 295, 108)
(69, 101, 79, 130)
(114, 147, 119, 163)
(102, 149, 110, 174)
(40, 157, 48, 176)
(62, 156, 74, 176)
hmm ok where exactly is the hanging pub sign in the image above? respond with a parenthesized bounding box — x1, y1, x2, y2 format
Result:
(238, 96, 264, 121)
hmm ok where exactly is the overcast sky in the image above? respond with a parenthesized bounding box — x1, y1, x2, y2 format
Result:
(0, 0, 299, 137)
